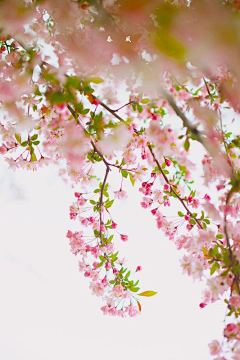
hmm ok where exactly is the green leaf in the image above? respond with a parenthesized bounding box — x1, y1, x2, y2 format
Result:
(34, 86, 42, 96)
(203, 218, 210, 224)
(90, 200, 96, 205)
(138, 291, 158, 297)
(189, 219, 196, 225)
(121, 170, 128, 178)
(31, 134, 38, 141)
(21, 141, 28, 147)
(184, 138, 190, 151)
(81, 108, 89, 115)
(202, 222, 207, 230)
(129, 287, 140, 293)
(141, 98, 150, 104)
(210, 262, 220, 275)
(66, 76, 81, 89)
(137, 104, 143, 113)
(94, 189, 100, 193)
(129, 172, 135, 186)
(216, 234, 223, 240)
(105, 199, 114, 209)
(31, 152, 37, 162)
(88, 77, 104, 84)
(15, 133, 22, 144)
(33, 141, 40, 145)
(178, 211, 184, 217)
(47, 91, 66, 104)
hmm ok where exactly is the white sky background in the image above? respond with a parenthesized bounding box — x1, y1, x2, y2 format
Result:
(0, 149, 226, 360)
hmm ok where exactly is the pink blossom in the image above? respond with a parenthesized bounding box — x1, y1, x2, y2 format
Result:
(224, 323, 238, 338)
(186, 224, 193, 231)
(125, 304, 140, 317)
(120, 234, 128, 242)
(199, 302, 207, 309)
(164, 184, 170, 192)
(110, 284, 125, 298)
(100, 224, 106, 232)
(188, 195, 193, 203)
(165, 158, 171, 167)
(105, 262, 111, 270)
(114, 190, 128, 199)
(0, 145, 7, 154)
(229, 296, 240, 309)
(208, 340, 222, 356)
(192, 199, 200, 208)
(111, 221, 117, 229)
(204, 193, 211, 201)
(90, 281, 105, 296)
(136, 266, 142, 272)
(141, 197, 152, 209)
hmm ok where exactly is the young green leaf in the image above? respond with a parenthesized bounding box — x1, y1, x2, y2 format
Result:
(15, 133, 22, 144)
(121, 169, 128, 178)
(138, 291, 157, 297)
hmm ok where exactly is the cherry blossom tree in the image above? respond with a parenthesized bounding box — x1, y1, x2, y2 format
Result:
(0, 0, 240, 358)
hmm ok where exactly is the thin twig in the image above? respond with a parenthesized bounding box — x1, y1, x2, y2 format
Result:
(99, 166, 110, 241)
(148, 144, 203, 229)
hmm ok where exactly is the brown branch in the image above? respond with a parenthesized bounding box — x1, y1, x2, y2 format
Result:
(161, 89, 233, 178)
(112, 101, 137, 112)
(148, 143, 203, 229)
(203, 78, 214, 99)
(94, 96, 127, 124)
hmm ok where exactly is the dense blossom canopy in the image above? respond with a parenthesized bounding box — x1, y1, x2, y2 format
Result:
(0, 0, 240, 358)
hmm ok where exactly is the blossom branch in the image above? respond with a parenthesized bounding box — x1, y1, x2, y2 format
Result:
(147, 143, 203, 229)
(99, 165, 110, 240)
(161, 89, 233, 177)
(224, 188, 240, 294)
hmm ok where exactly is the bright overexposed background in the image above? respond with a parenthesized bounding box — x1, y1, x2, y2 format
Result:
(0, 151, 226, 360)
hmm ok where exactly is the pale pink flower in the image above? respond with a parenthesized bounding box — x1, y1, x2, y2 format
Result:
(0, 145, 7, 154)
(114, 190, 128, 199)
(125, 304, 140, 317)
(179, 254, 192, 276)
(110, 284, 125, 298)
(229, 296, 240, 309)
(5, 158, 19, 171)
(192, 199, 200, 208)
(208, 340, 222, 356)
(98, 124, 132, 156)
(90, 281, 105, 296)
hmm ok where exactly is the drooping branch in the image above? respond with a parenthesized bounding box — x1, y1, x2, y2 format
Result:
(161, 89, 233, 178)
(148, 143, 203, 229)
